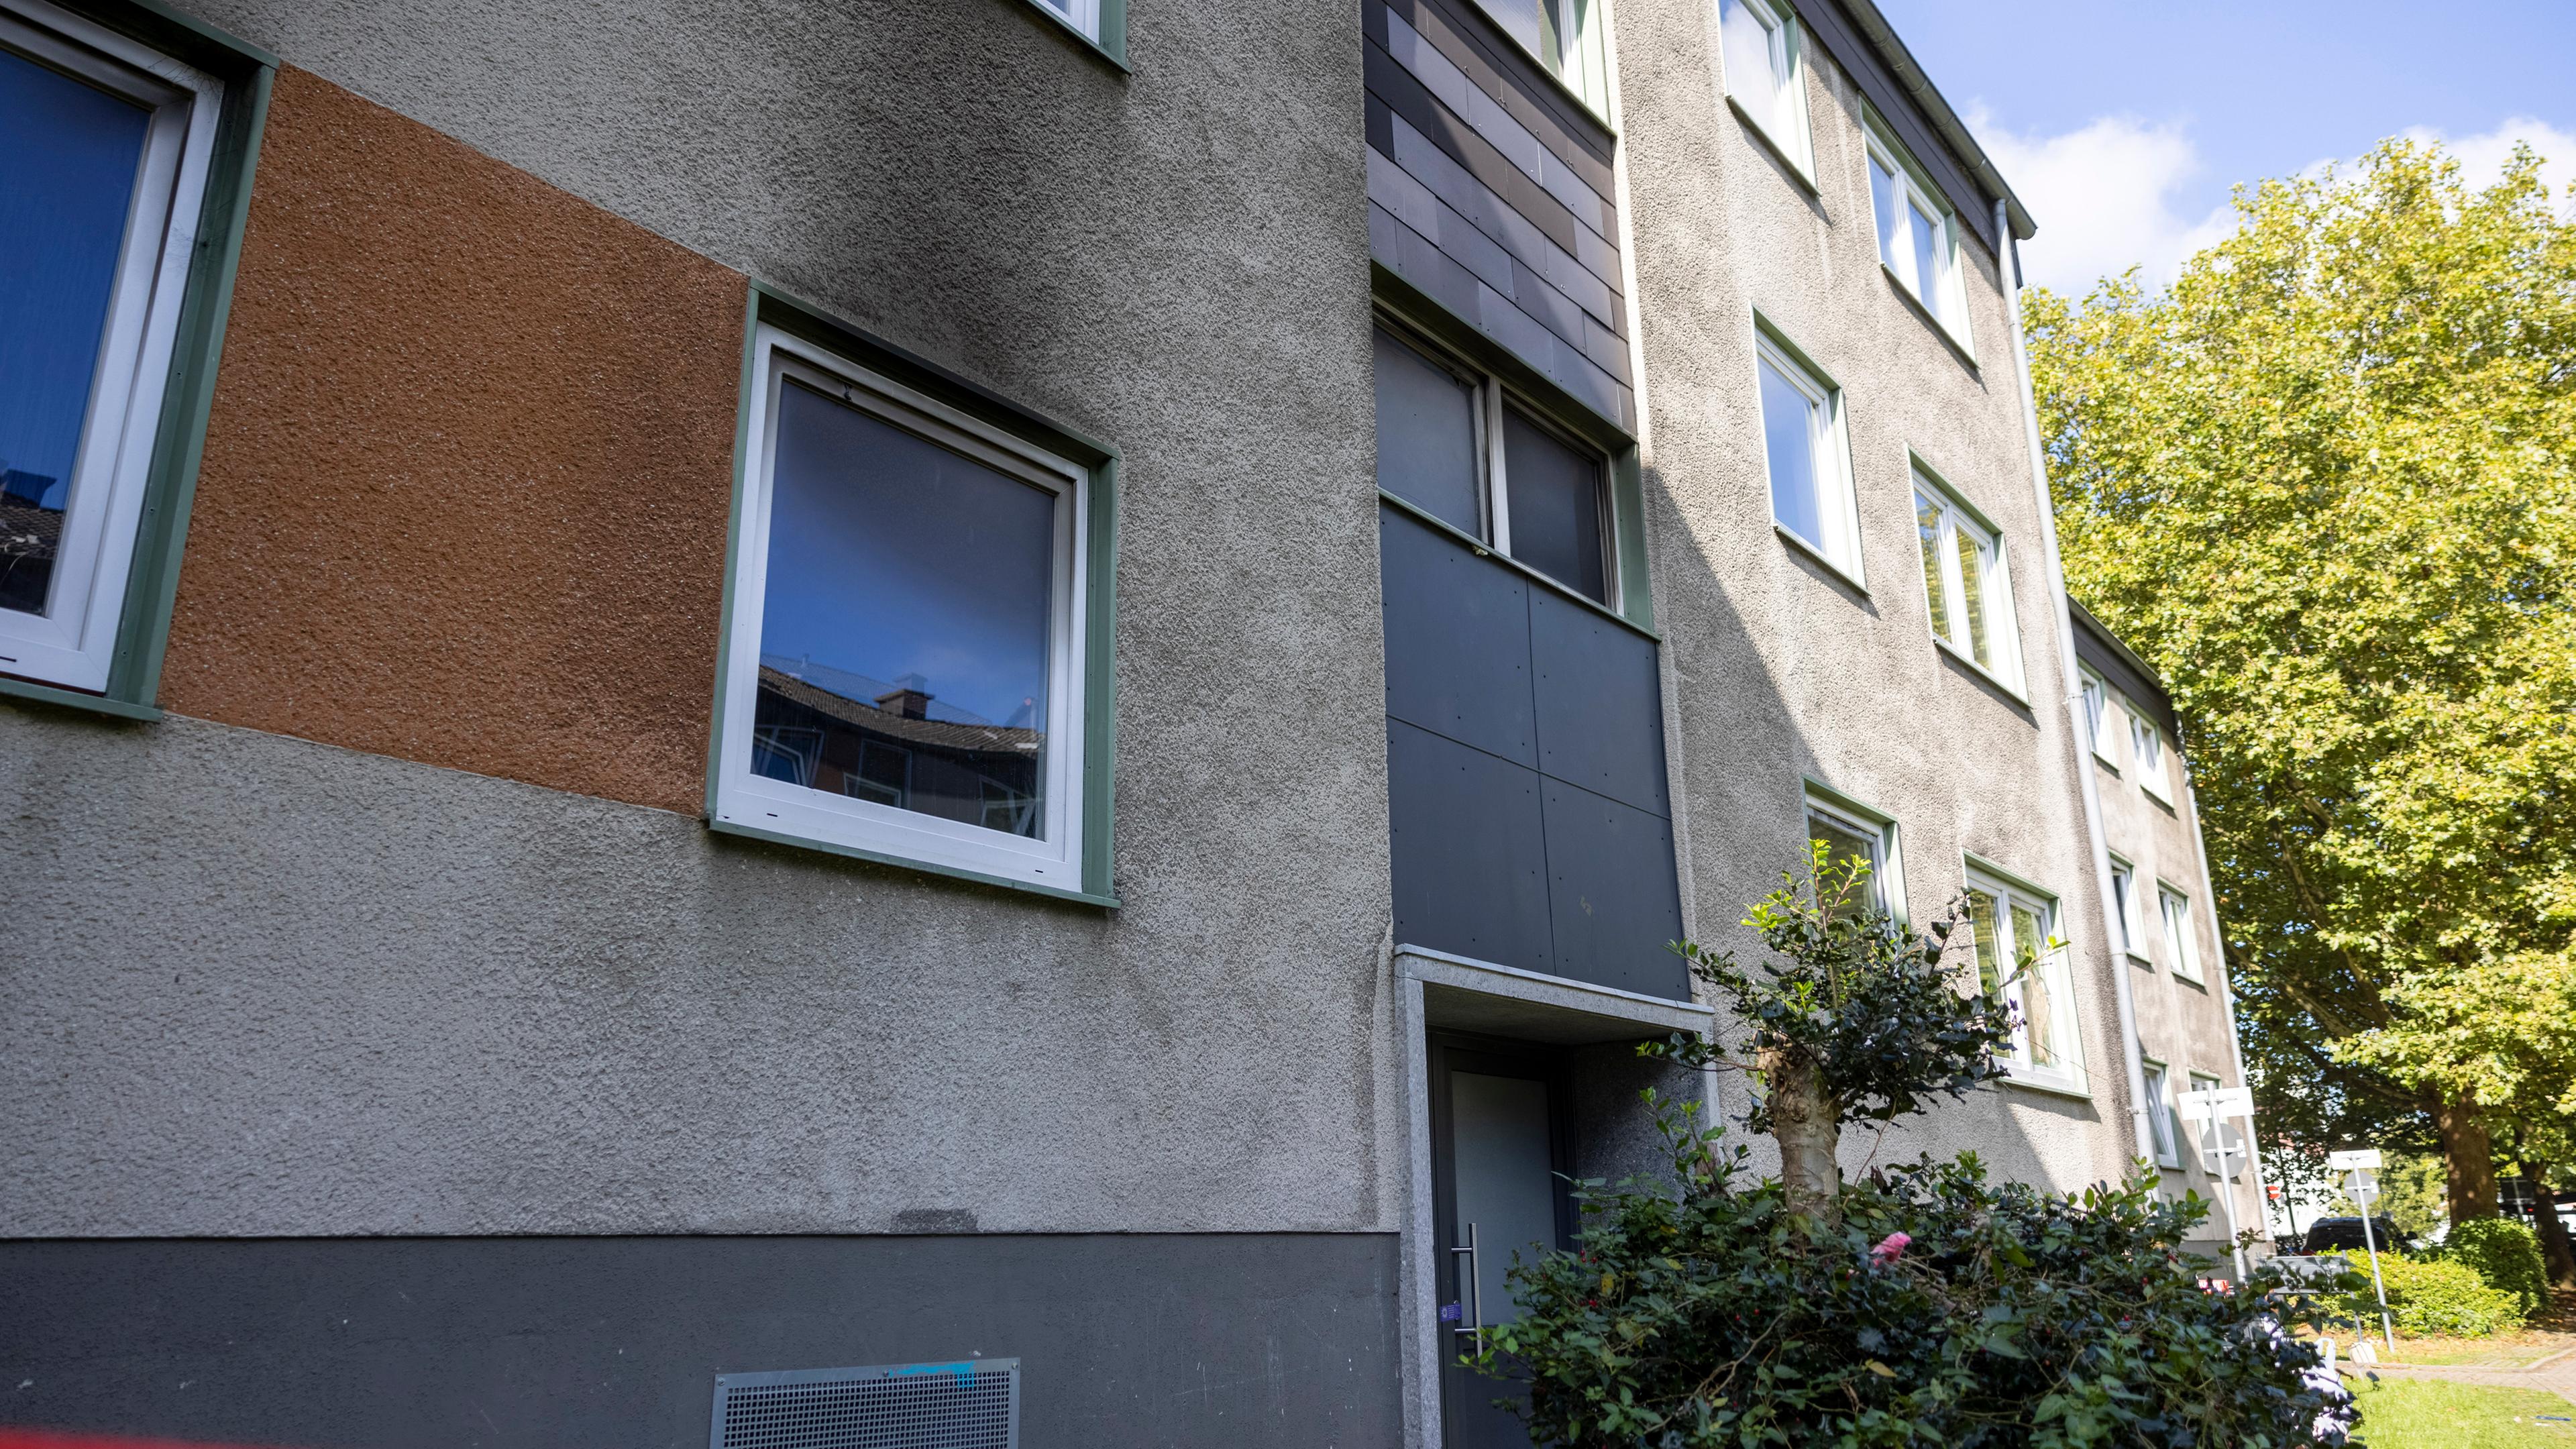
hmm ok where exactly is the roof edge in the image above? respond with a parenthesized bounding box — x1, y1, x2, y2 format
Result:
(1832, 0, 2037, 241)
(2068, 597, 2171, 700)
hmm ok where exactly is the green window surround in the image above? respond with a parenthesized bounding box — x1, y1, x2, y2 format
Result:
(1010, 0, 1128, 70)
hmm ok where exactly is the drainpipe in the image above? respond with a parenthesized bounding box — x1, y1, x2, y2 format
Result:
(2184, 767, 2277, 1246)
(1994, 201, 2157, 1169)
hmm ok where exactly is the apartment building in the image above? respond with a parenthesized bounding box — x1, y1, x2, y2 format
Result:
(0, 0, 2255, 1444)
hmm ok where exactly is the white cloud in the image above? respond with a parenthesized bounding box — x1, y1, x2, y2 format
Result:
(1974, 113, 2576, 299)
(1966, 107, 2236, 297)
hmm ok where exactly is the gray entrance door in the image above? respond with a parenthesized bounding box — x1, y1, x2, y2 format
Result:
(1431, 1036, 1570, 1449)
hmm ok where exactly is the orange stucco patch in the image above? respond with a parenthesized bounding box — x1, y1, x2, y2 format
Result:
(166, 67, 748, 816)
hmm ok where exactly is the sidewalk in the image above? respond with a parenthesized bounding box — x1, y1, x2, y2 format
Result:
(2357, 1346, 2576, 1406)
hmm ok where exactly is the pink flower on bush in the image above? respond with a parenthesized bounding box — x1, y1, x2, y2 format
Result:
(1870, 1232, 1912, 1265)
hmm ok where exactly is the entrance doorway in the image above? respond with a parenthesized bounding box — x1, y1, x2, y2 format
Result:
(1430, 1034, 1572, 1448)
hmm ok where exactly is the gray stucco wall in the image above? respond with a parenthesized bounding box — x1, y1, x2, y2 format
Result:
(0, 1231, 1401, 1448)
(1613, 0, 2137, 1195)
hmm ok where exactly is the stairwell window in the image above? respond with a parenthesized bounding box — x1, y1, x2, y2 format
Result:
(1913, 470, 2021, 690)
(714, 324, 1096, 891)
(1373, 324, 1615, 608)
(1968, 870, 2082, 1091)
(1756, 329, 1861, 583)
(0, 5, 222, 693)
(1718, 0, 1811, 177)
(2159, 884, 2204, 983)
(1866, 123, 1972, 350)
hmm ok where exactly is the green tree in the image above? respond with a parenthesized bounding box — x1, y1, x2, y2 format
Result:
(2024, 140, 2576, 1223)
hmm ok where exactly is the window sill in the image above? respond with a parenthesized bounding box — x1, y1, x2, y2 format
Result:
(1878, 264, 1978, 370)
(2000, 1069, 2092, 1102)
(1381, 489, 1660, 641)
(2171, 971, 2208, 991)
(0, 673, 162, 722)
(1931, 633, 2030, 707)
(1774, 521, 1867, 595)
(2092, 751, 2121, 775)
(708, 818, 1120, 909)
(2140, 784, 2177, 811)
(1008, 0, 1128, 72)
(1726, 95, 1819, 196)
(2125, 950, 2155, 969)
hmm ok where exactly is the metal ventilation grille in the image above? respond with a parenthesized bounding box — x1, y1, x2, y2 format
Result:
(712, 1360, 1019, 1449)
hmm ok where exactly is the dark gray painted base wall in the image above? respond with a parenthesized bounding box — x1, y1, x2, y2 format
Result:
(0, 1232, 1400, 1449)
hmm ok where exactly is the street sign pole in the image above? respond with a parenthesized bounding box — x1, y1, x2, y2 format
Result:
(2349, 1174, 2395, 1350)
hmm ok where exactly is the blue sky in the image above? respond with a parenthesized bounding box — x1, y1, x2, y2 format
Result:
(1872, 0, 2576, 294)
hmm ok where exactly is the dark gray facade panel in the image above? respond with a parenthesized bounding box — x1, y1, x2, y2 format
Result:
(1540, 780, 1690, 999)
(1384, 105, 1621, 318)
(1372, 203, 1633, 432)
(1529, 590, 1670, 818)
(1364, 45, 1595, 264)
(1381, 508, 1538, 767)
(1376, 0, 1617, 191)
(1788, 0, 1998, 253)
(0, 1233, 1400, 1449)
(1388, 718, 1556, 974)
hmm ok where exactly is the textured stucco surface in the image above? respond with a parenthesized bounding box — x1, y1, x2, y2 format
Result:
(0, 708, 1387, 1236)
(164, 68, 749, 818)
(1613, 0, 2137, 1193)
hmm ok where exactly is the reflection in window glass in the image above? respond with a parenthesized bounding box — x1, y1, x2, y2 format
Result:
(1502, 408, 1605, 603)
(1969, 881, 2074, 1079)
(0, 48, 150, 619)
(2143, 1061, 2180, 1163)
(1915, 495, 1949, 640)
(1473, 0, 1609, 111)
(1719, 0, 1803, 159)
(2081, 672, 2116, 760)
(2108, 859, 2136, 953)
(1373, 327, 1483, 537)
(1951, 517, 1992, 667)
(2160, 888, 2201, 980)
(1758, 355, 1823, 546)
(1807, 808, 1881, 920)
(1915, 484, 2012, 682)
(753, 380, 1057, 839)
(1867, 137, 1969, 343)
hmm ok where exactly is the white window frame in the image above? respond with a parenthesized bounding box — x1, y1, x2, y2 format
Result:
(1967, 865, 2084, 1094)
(1032, 0, 1102, 43)
(2140, 1059, 2184, 1169)
(1716, 0, 1813, 178)
(2158, 883, 2203, 983)
(1377, 321, 1623, 612)
(1911, 465, 2023, 692)
(0, 0, 221, 693)
(712, 325, 1091, 889)
(2079, 667, 2121, 768)
(1863, 119, 1974, 352)
(2106, 853, 2144, 960)
(1754, 327, 1862, 585)
(2129, 707, 2172, 802)
(2186, 1069, 2237, 1177)
(1803, 784, 1906, 923)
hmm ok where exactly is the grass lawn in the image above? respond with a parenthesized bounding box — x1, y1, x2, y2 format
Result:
(2349, 1377, 2576, 1447)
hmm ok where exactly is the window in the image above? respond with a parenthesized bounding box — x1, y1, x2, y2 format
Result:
(1912, 472, 2020, 687)
(2187, 1070, 2237, 1175)
(1472, 0, 1610, 113)
(2129, 708, 2171, 801)
(1755, 331, 1860, 581)
(2106, 855, 2141, 957)
(0, 5, 222, 694)
(1806, 793, 1898, 922)
(1967, 871, 2082, 1089)
(1865, 125, 1972, 345)
(714, 324, 1096, 891)
(2159, 885, 2203, 983)
(1718, 0, 1811, 174)
(2141, 1061, 2185, 1169)
(1020, 0, 1125, 54)
(2080, 668, 2119, 766)
(1374, 325, 1615, 607)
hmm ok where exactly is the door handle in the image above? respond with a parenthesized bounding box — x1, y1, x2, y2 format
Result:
(1448, 1222, 1483, 1355)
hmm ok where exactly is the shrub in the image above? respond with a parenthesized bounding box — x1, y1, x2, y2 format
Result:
(1482, 1102, 2359, 1448)
(2337, 1249, 2526, 1337)
(2435, 1218, 2548, 1316)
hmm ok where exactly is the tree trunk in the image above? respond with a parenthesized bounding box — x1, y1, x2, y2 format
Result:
(2528, 1167, 2576, 1291)
(1763, 1044, 1840, 1229)
(2438, 1093, 2498, 1222)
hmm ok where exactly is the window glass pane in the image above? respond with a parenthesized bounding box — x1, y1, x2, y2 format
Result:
(2143, 1064, 2178, 1160)
(1910, 201, 1945, 315)
(1870, 157, 1904, 280)
(1501, 407, 1605, 602)
(1967, 889, 2002, 994)
(1915, 494, 1950, 641)
(1951, 520, 1992, 667)
(1474, 0, 1548, 62)
(755, 380, 1057, 839)
(2012, 902, 2053, 1067)
(2082, 677, 2109, 753)
(0, 48, 150, 619)
(2108, 863, 2134, 951)
(1719, 0, 1780, 122)
(1809, 811, 1880, 920)
(1759, 356, 1823, 545)
(1373, 328, 1484, 538)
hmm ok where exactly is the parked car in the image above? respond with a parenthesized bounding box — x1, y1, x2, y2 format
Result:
(2302, 1216, 2412, 1254)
